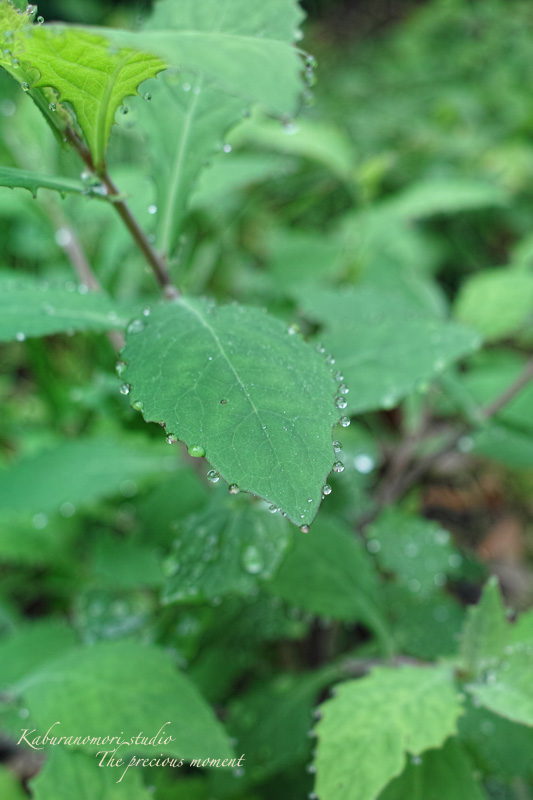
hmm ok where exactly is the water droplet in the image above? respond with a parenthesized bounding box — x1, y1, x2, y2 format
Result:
(120, 383, 131, 395)
(411, 755, 422, 766)
(142, 306, 151, 317)
(78, 283, 89, 295)
(37, 15, 44, 24)
(333, 461, 344, 473)
(222, 143, 232, 153)
(338, 383, 349, 395)
(326, 354, 336, 365)
(59, 502, 76, 518)
(335, 396, 348, 410)
(132, 400, 143, 412)
(11, 57, 19, 68)
(367, 539, 380, 553)
(166, 434, 178, 444)
(288, 323, 299, 335)
(339, 416, 350, 428)
(119, 105, 128, 115)
(316, 343, 325, 354)
(207, 469, 220, 483)
(48, 102, 56, 111)
(242, 545, 264, 574)
(333, 440, 342, 452)
(183, 82, 191, 92)
(334, 371, 344, 382)
(300, 524, 310, 533)
(188, 444, 205, 458)
(143, 92, 152, 101)
(229, 484, 240, 494)
(322, 484, 332, 496)
(268, 504, 279, 513)
(148, 204, 157, 215)
(21, 82, 30, 92)
(116, 361, 126, 377)
(127, 319, 145, 334)
(15, 331, 26, 342)
(32, 513, 48, 529)
(306, 763, 317, 774)
(354, 454, 374, 474)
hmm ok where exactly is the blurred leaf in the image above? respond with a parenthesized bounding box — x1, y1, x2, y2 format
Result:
(0, 766, 26, 800)
(30, 748, 152, 800)
(510, 608, 533, 648)
(472, 423, 533, 468)
(121, 299, 338, 526)
(314, 665, 463, 800)
(268, 516, 386, 633)
(0, 436, 176, 516)
(162, 500, 292, 605)
(383, 179, 508, 220)
(299, 286, 481, 414)
(366, 510, 463, 597)
(0, 620, 77, 689)
(455, 269, 533, 341)
(459, 577, 509, 677)
(378, 738, 487, 800)
(90, 536, 164, 589)
(14, 641, 233, 760)
(0, 273, 130, 341)
(467, 649, 533, 727)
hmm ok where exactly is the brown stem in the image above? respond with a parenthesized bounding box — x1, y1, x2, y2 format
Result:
(65, 127, 179, 299)
(359, 356, 533, 529)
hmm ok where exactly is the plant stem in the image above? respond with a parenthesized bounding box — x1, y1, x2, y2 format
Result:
(65, 127, 180, 299)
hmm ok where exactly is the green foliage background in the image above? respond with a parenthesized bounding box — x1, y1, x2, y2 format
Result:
(1, 0, 533, 799)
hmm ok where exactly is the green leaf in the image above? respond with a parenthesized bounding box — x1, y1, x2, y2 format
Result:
(299, 286, 481, 414)
(314, 665, 463, 800)
(0, 620, 77, 689)
(510, 608, 533, 648)
(3, 13, 165, 170)
(366, 509, 463, 596)
(0, 166, 105, 199)
(459, 577, 509, 677)
(455, 269, 533, 341)
(378, 738, 488, 800)
(0, 273, 130, 341)
(467, 649, 533, 727)
(268, 515, 386, 634)
(0, 436, 176, 516)
(225, 668, 338, 783)
(13, 641, 233, 760)
(382, 179, 508, 220)
(29, 748, 153, 800)
(472, 422, 533, 468)
(121, 299, 339, 526)
(162, 499, 292, 605)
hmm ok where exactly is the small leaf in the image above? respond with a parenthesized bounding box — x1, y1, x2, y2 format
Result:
(299, 286, 481, 414)
(121, 299, 339, 525)
(0, 273, 130, 341)
(13, 641, 233, 760)
(314, 665, 463, 800)
(162, 500, 292, 605)
(455, 268, 533, 341)
(0, 620, 77, 689)
(459, 577, 509, 677)
(0, 166, 104, 199)
(30, 749, 152, 800)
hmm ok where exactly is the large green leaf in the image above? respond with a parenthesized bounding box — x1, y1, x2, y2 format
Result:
(134, 0, 303, 258)
(299, 286, 481, 414)
(314, 665, 463, 800)
(459, 577, 509, 677)
(0, 273, 130, 341)
(0, 4, 164, 170)
(30, 749, 152, 800)
(13, 641, 233, 760)
(120, 299, 339, 526)
(0, 766, 27, 800)
(467, 649, 533, 727)
(0, 436, 176, 516)
(0, 166, 105, 199)
(366, 510, 463, 597)
(268, 516, 387, 637)
(459, 703, 533, 782)
(378, 738, 488, 800)
(162, 499, 292, 604)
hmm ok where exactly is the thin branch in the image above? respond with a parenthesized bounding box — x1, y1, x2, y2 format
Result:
(65, 127, 180, 299)
(359, 356, 533, 529)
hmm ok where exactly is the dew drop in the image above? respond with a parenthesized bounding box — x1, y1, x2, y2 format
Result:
(322, 484, 332, 496)
(300, 524, 310, 533)
(268, 504, 279, 513)
(148, 204, 157, 215)
(15, 331, 26, 342)
(316, 343, 325, 354)
(354, 454, 374, 474)
(188, 444, 206, 458)
(48, 102, 56, 111)
(338, 383, 349, 395)
(143, 92, 152, 101)
(119, 383, 131, 395)
(367, 539, 381, 553)
(335, 396, 348, 410)
(37, 15, 44, 24)
(339, 416, 350, 428)
(132, 400, 143, 412)
(333, 461, 344, 473)
(119, 105, 128, 115)
(166, 434, 178, 444)
(326, 354, 336, 365)
(332, 440, 342, 453)
(21, 82, 30, 92)
(142, 306, 151, 317)
(288, 323, 299, 335)
(116, 361, 126, 377)
(222, 143, 232, 153)
(242, 545, 264, 575)
(127, 319, 145, 334)
(207, 469, 219, 483)
(334, 371, 344, 382)
(229, 484, 240, 495)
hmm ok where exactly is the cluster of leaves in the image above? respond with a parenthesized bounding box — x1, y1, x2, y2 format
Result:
(0, 0, 533, 798)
